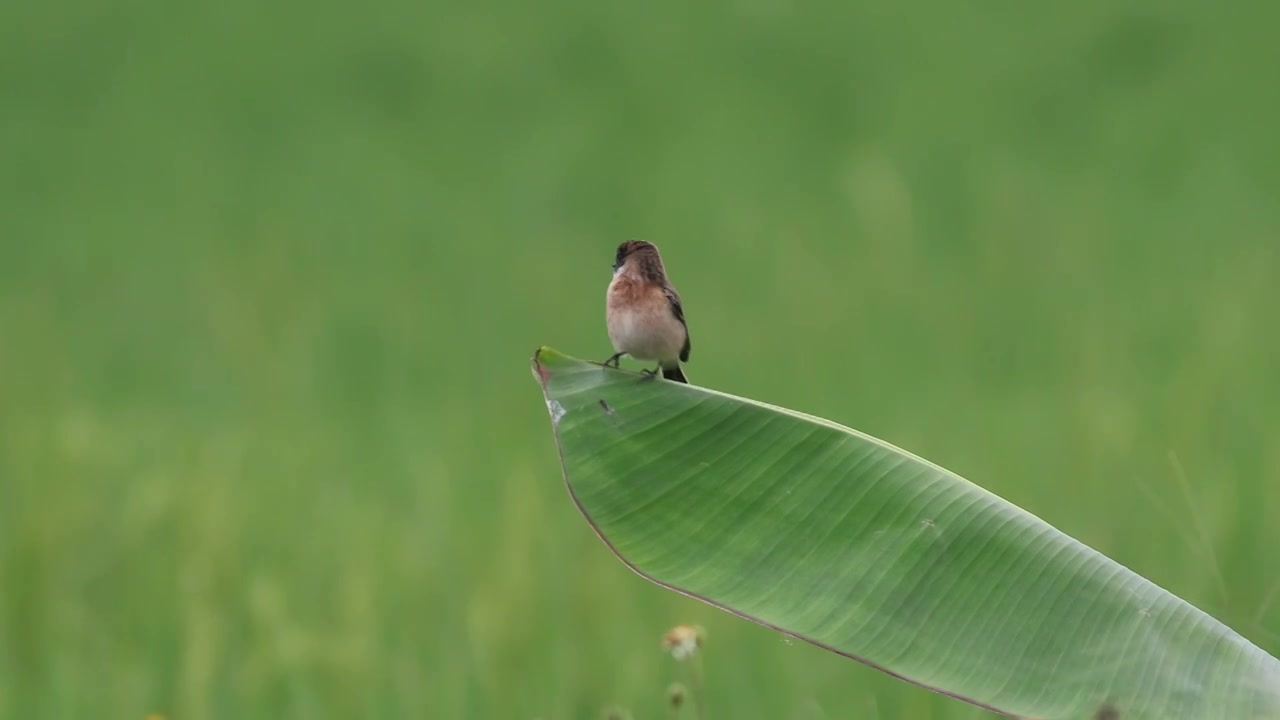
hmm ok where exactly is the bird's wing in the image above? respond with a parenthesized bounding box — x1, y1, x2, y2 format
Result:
(663, 285, 691, 362)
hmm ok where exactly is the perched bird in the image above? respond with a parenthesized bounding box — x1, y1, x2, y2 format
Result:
(604, 240, 691, 383)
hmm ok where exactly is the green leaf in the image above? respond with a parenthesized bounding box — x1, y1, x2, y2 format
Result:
(531, 347, 1280, 719)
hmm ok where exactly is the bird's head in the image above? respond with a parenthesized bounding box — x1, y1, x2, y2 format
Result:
(613, 240, 660, 274)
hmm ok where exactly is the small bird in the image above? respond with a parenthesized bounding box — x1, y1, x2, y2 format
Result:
(604, 240, 691, 383)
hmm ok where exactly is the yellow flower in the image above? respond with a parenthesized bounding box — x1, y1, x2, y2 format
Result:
(660, 624, 704, 660)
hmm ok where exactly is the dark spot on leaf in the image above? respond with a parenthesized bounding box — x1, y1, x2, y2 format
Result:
(1095, 703, 1119, 720)
(599, 399, 615, 415)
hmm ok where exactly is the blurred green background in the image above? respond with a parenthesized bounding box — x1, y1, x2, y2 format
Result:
(2, 0, 1279, 717)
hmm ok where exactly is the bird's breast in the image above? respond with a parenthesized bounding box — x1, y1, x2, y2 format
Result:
(606, 279, 684, 361)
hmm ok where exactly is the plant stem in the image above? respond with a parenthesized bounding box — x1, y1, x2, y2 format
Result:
(689, 653, 706, 720)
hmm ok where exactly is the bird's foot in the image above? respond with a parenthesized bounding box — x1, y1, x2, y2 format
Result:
(602, 353, 624, 369)
(640, 367, 660, 381)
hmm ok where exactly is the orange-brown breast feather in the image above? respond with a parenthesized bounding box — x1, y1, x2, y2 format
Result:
(608, 274, 642, 303)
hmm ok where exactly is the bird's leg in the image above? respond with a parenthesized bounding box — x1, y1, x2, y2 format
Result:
(640, 365, 661, 381)
(602, 352, 624, 368)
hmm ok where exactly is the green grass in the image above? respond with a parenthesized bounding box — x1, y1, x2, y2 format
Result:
(2, 0, 1279, 717)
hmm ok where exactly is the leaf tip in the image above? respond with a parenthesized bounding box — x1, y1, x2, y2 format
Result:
(530, 346, 556, 386)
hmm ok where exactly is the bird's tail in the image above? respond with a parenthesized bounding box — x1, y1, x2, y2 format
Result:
(662, 364, 688, 384)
